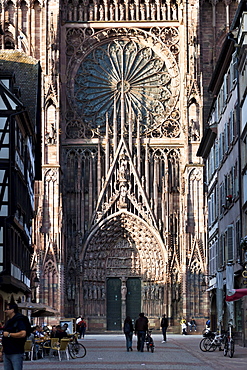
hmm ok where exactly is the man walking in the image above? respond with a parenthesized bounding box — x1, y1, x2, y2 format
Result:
(135, 312, 148, 352)
(160, 314, 168, 342)
(2, 303, 27, 370)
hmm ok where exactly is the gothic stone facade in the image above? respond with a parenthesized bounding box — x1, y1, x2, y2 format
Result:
(0, 0, 238, 330)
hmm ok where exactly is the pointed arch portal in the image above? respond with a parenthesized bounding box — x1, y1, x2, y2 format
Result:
(81, 211, 167, 327)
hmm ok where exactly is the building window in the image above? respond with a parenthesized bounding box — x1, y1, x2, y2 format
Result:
(243, 169, 247, 205)
(235, 219, 241, 259)
(0, 227, 3, 271)
(227, 225, 234, 262)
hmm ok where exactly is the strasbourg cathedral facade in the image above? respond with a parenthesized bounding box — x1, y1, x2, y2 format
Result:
(0, 0, 239, 330)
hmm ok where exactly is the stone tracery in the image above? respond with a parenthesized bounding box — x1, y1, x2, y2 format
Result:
(66, 26, 180, 140)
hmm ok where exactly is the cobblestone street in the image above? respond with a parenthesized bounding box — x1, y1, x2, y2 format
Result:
(1, 334, 247, 370)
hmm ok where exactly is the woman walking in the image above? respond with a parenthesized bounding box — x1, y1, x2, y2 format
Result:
(123, 316, 134, 352)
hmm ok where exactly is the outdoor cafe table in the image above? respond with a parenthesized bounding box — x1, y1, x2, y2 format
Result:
(35, 337, 49, 358)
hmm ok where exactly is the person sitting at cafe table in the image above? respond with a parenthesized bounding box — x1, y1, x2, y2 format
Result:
(43, 326, 50, 336)
(50, 325, 57, 338)
(62, 323, 70, 335)
(55, 325, 68, 341)
(28, 327, 41, 360)
(34, 325, 44, 338)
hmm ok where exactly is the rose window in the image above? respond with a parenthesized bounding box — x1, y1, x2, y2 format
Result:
(72, 39, 179, 135)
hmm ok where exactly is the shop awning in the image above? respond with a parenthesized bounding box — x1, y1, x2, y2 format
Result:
(18, 302, 59, 316)
(18, 302, 46, 311)
(31, 306, 59, 317)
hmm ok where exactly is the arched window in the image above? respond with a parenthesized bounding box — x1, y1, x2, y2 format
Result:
(43, 260, 58, 308)
(20, 1, 28, 34)
(5, 38, 15, 49)
(5, 1, 15, 24)
(33, 0, 41, 59)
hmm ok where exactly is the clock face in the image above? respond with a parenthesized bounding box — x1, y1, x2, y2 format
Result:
(71, 38, 179, 136)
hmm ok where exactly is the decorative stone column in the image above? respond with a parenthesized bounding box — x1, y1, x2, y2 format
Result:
(121, 277, 127, 325)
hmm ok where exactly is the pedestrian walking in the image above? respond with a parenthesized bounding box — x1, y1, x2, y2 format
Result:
(78, 317, 87, 338)
(76, 315, 82, 336)
(160, 314, 168, 342)
(123, 316, 133, 352)
(2, 303, 29, 370)
(135, 312, 148, 352)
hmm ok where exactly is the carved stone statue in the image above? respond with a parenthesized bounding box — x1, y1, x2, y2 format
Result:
(119, 153, 128, 179)
(109, 3, 115, 20)
(45, 123, 56, 145)
(161, 4, 167, 20)
(189, 119, 200, 141)
(119, 183, 127, 204)
(119, 3, 125, 20)
(140, 4, 145, 20)
(129, 3, 135, 20)
(89, 4, 94, 20)
(99, 4, 104, 20)
(121, 282, 127, 300)
(78, 4, 83, 20)
(151, 3, 156, 20)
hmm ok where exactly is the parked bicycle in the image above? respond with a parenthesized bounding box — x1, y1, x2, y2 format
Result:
(199, 329, 225, 352)
(223, 326, 234, 358)
(68, 333, 87, 359)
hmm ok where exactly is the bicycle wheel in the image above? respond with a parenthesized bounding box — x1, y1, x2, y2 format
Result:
(223, 340, 228, 356)
(69, 342, 86, 358)
(204, 337, 217, 352)
(229, 340, 234, 358)
(199, 338, 207, 352)
(68, 343, 76, 359)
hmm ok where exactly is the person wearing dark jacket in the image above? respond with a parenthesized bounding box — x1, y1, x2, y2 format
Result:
(160, 314, 168, 342)
(135, 312, 148, 352)
(55, 325, 68, 341)
(123, 316, 134, 352)
(2, 303, 27, 370)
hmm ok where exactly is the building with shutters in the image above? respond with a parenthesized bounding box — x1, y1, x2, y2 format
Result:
(0, 56, 41, 320)
(198, 0, 247, 346)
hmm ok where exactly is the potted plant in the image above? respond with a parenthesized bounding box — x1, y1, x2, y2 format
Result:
(226, 195, 232, 203)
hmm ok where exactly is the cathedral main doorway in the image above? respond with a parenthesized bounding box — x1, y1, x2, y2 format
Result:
(106, 277, 141, 330)
(107, 278, 122, 330)
(81, 213, 167, 330)
(126, 278, 141, 321)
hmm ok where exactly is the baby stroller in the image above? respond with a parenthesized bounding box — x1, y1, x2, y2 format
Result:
(145, 329, 154, 352)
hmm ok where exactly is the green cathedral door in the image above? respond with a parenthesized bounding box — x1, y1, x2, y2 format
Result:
(126, 278, 141, 322)
(107, 278, 121, 330)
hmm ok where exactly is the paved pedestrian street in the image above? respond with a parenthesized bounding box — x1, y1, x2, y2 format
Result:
(1, 334, 247, 370)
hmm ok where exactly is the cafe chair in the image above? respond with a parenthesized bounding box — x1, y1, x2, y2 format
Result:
(24, 340, 34, 361)
(43, 338, 59, 358)
(57, 338, 70, 361)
